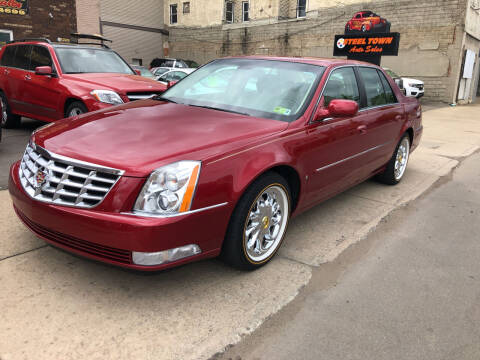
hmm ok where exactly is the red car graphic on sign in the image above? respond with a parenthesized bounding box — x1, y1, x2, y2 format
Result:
(345, 11, 391, 33)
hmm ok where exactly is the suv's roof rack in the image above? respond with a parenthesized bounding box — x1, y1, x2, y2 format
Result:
(7, 38, 52, 45)
(70, 33, 112, 49)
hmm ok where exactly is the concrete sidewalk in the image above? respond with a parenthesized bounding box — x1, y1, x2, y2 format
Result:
(0, 104, 479, 360)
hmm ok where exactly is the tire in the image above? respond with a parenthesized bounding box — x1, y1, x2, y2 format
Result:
(0, 92, 21, 128)
(361, 24, 367, 32)
(65, 101, 88, 118)
(221, 172, 291, 270)
(376, 134, 410, 185)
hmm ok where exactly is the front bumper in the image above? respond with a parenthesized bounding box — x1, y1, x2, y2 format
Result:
(9, 162, 229, 271)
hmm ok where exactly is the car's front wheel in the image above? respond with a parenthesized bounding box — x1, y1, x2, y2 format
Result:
(376, 134, 410, 185)
(0, 92, 21, 128)
(65, 101, 88, 118)
(222, 172, 291, 270)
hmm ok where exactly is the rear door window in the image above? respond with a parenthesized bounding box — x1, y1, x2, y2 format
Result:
(1, 46, 17, 67)
(30, 45, 53, 70)
(14, 45, 32, 70)
(378, 70, 397, 104)
(323, 67, 360, 107)
(358, 67, 387, 108)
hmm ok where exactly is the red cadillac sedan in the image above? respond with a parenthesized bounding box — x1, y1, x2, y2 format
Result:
(9, 57, 422, 271)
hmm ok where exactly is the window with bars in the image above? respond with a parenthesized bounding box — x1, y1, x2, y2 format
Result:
(225, 1, 234, 23)
(170, 4, 178, 24)
(297, 0, 306, 18)
(242, 1, 249, 22)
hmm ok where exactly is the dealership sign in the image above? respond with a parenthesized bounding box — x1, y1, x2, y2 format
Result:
(0, 0, 28, 15)
(333, 11, 400, 65)
(334, 33, 400, 56)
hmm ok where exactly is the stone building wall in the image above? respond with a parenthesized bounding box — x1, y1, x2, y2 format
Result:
(168, 0, 467, 102)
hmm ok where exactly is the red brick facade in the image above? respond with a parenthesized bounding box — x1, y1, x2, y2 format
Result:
(0, 0, 77, 43)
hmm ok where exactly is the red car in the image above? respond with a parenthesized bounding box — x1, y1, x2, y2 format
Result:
(345, 11, 391, 33)
(0, 38, 166, 128)
(9, 57, 423, 271)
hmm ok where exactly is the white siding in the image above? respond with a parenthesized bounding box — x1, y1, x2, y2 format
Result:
(102, 25, 164, 67)
(100, 0, 164, 28)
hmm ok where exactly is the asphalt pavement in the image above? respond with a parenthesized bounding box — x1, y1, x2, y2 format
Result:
(219, 149, 480, 360)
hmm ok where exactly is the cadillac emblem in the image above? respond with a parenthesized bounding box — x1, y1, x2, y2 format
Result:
(35, 168, 48, 189)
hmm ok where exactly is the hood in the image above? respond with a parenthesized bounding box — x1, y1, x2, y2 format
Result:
(33, 101, 289, 177)
(401, 77, 423, 85)
(62, 73, 167, 94)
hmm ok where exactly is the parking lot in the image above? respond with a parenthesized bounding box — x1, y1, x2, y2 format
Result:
(1, 103, 479, 359)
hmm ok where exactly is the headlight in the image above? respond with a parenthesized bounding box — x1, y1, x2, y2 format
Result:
(133, 161, 201, 215)
(408, 83, 417, 87)
(90, 90, 124, 105)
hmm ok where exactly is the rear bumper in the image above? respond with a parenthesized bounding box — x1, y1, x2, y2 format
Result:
(9, 161, 229, 271)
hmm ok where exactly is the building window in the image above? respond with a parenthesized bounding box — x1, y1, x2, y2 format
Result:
(297, 0, 307, 18)
(225, 1, 234, 23)
(170, 4, 178, 24)
(132, 58, 142, 66)
(242, 1, 249, 22)
(0, 29, 13, 47)
(183, 2, 190, 14)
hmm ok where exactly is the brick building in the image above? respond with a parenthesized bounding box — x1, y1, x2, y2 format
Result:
(0, 0, 166, 67)
(0, 0, 77, 46)
(166, 0, 480, 104)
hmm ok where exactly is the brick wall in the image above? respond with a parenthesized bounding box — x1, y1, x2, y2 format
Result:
(0, 0, 77, 41)
(168, 0, 467, 102)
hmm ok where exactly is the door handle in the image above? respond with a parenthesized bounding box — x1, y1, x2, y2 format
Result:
(4, 69, 9, 75)
(395, 115, 402, 121)
(357, 125, 367, 134)
(25, 74, 31, 80)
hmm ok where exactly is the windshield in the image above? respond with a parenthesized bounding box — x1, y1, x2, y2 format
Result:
(385, 69, 400, 79)
(158, 58, 325, 122)
(55, 47, 134, 74)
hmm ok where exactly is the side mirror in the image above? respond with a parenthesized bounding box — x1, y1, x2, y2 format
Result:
(134, 69, 141, 76)
(328, 99, 358, 117)
(167, 80, 177, 89)
(35, 66, 53, 76)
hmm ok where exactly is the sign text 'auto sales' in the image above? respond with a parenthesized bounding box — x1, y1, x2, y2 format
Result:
(334, 33, 400, 57)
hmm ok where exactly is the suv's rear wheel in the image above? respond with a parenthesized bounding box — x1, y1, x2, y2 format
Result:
(0, 92, 21, 128)
(65, 101, 88, 118)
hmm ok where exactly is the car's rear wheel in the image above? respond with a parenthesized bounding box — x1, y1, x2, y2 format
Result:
(65, 101, 88, 118)
(222, 172, 291, 270)
(361, 24, 367, 32)
(376, 134, 410, 185)
(0, 92, 21, 128)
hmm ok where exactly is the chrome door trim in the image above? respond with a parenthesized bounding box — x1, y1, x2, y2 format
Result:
(315, 140, 392, 172)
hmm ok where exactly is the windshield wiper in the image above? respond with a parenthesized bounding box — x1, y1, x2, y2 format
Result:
(153, 96, 178, 104)
(186, 104, 250, 116)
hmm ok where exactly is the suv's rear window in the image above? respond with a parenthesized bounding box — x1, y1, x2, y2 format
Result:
(55, 47, 134, 74)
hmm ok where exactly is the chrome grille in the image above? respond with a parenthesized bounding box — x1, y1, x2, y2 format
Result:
(19, 143, 124, 208)
(127, 92, 162, 101)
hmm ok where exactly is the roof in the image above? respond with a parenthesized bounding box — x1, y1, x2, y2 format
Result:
(223, 55, 377, 68)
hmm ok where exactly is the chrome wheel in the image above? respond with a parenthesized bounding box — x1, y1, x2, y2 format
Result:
(394, 137, 410, 180)
(244, 185, 289, 263)
(1, 97, 7, 127)
(69, 107, 84, 117)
